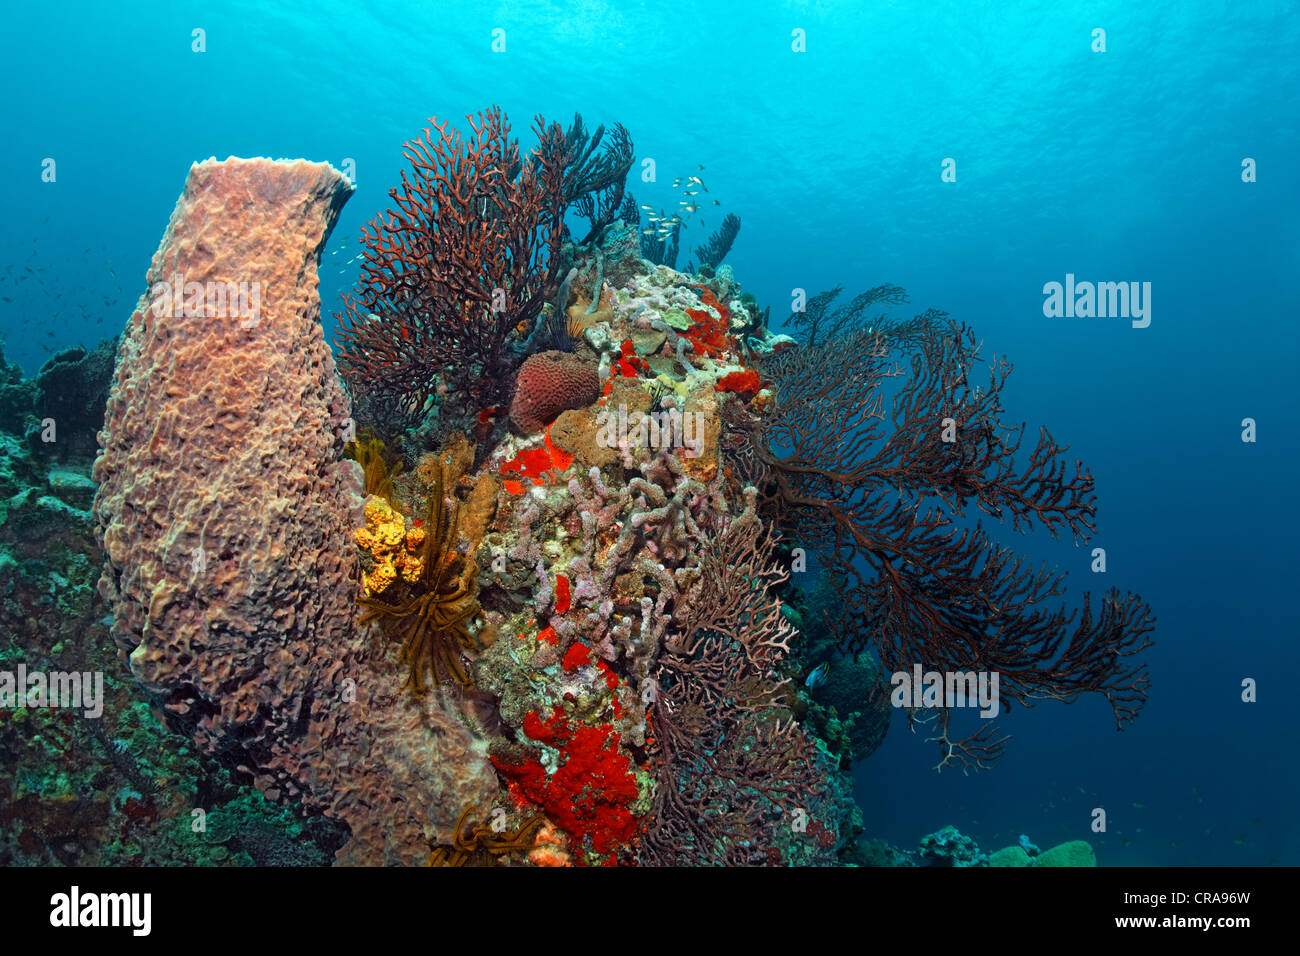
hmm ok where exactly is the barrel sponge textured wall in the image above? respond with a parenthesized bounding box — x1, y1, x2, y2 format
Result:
(92, 157, 496, 864)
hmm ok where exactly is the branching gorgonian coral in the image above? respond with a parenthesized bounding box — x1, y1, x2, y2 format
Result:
(335, 106, 567, 426)
(640, 495, 824, 864)
(726, 302, 1155, 771)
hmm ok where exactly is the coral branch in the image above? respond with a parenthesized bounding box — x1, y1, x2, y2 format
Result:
(640, 496, 824, 864)
(563, 114, 635, 244)
(692, 212, 741, 272)
(728, 300, 1155, 768)
(335, 107, 567, 424)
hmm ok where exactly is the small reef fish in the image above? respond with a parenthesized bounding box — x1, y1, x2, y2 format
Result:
(805, 661, 830, 689)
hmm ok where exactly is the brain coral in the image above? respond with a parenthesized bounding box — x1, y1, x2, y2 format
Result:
(509, 349, 602, 432)
(92, 157, 496, 865)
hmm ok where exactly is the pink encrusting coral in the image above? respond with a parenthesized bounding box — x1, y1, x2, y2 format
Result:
(91, 157, 496, 865)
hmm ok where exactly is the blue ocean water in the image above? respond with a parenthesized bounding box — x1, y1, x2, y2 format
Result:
(2, 1, 1296, 865)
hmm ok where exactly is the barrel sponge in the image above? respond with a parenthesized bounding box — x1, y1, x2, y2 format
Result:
(91, 157, 496, 864)
(510, 350, 602, 432)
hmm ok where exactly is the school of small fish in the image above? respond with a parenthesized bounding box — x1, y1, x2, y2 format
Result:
(1, 224, 368, 370)
(640, 163, 723, 241)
